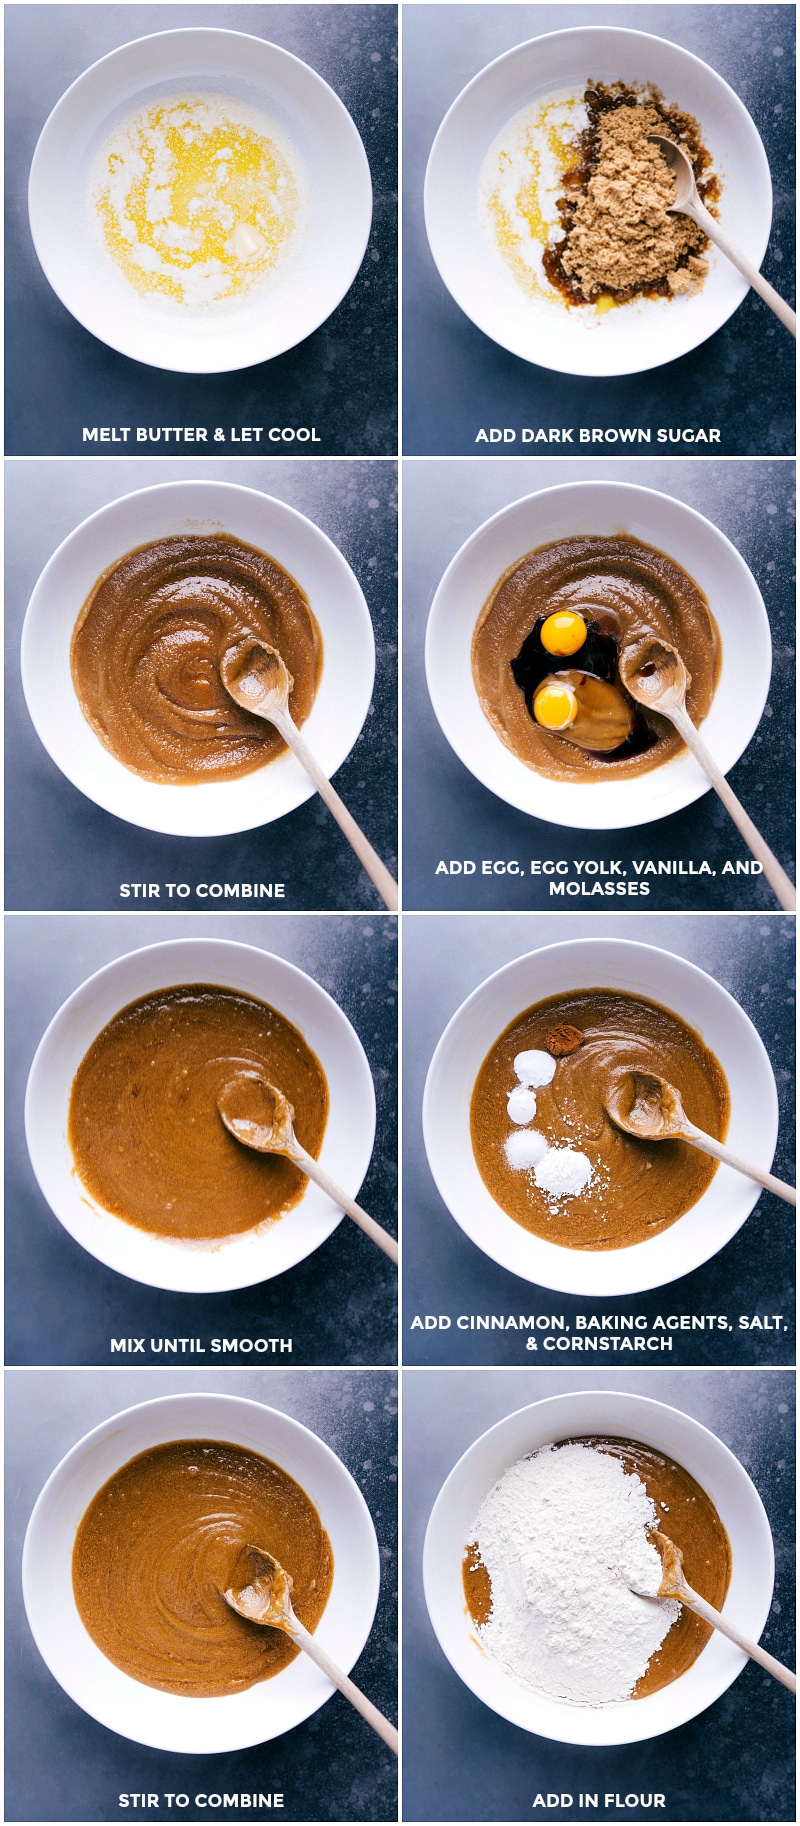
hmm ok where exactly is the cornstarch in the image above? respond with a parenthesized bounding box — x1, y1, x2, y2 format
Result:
(471, 1442, 679, 1704)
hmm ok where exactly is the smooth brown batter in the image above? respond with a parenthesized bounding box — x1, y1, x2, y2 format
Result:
(470, 989, 729, 1249)
(471, 534, 720, 782)
(68, 985, 328, 1240)
(72, 1440, 333, 1696)
(71, 533, 322, 782)
(463, 1435, 731, 1699)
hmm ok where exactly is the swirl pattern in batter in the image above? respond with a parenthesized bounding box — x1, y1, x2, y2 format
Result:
(70, 533, 322, 783)
(72, 1440, 333, 1696)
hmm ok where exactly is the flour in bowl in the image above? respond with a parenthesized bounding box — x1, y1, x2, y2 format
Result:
(468, 1442, 679, 1704)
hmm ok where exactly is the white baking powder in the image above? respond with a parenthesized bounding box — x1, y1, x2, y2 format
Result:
(471, 1443, 679, 1705)
(507, 1084, 539, 1124)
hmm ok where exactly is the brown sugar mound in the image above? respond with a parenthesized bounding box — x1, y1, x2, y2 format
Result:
(563, 104, 707, 295)
(544, 85, 716, 306)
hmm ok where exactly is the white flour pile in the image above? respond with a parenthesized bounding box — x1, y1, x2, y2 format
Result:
(470, 1443, 679, 1705)
(502, 1047, 592, 1198)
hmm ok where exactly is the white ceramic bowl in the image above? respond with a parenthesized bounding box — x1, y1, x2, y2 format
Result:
(425, 480, 770, 831)
(25, 938, 376, 1293)
(423, 1389, 774, 1745)
(23, 1391, 381, 1752)
(21, 479, 375, 837)
(424, 27, 772, 376)
(29, 29, 372, 373)
(422, 937, 778, 1296)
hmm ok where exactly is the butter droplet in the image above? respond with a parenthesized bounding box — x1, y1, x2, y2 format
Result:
(231, 221, 266, 262)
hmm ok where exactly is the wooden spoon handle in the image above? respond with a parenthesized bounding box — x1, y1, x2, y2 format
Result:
(295, 1145, 398, 1264)
(681, 1584, 796, 1692)
(681, 1124, 796, 1206)
(289, 1616, 399, 1752)
(688, 197, 797, 337)
(272, 709, 398, 911)
(669, 706, 795, 911)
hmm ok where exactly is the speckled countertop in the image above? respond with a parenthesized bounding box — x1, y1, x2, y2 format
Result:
(402, 4, 795, 456)
(402, 1367, 794, 1822)
(5, 459, 397, 911)
(5, 1367, 397, 1822)
(402, 459, 795, 911)
(6, 4, 397, 456)
(5, 914, 397, 1366)
(402, 913, 795, 1366)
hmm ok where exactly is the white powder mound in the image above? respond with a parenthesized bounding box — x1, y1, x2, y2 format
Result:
(534, 1147, 592, 1198)
(507, 1084, 539, 1124)
(514, 1049, 556, 1088)
(504, 1129, 550, 1170)
(472, 1443, 679, 1705)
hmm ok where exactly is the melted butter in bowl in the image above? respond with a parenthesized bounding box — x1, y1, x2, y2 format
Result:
(68, 985, 329, 1241)
(70, 533, 323, 784)
(91, 93, 308, 311)
(72, 1439, 333, 1697)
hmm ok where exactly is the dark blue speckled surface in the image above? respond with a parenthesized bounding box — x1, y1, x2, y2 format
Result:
(402, 913, 795, 1367)
(5, 1367, 398, 1822)
(5, 5, 397, 456)
(5, 459, 397, 911)
(403, 5, 795, 456)
(402, 458, 795, 911)
(402, 1367, 795, 1822)
(5, 914, 397, 1366)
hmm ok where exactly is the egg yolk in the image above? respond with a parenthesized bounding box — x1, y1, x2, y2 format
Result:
(540, 611, 588, 656)
(533, 681, 578, 731)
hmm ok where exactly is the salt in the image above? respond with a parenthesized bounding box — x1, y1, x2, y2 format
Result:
(504, 1129, 550, 1171)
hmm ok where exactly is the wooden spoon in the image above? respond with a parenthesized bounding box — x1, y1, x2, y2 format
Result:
(223, 1543, 399, 1753)
(220, 637, 398, 912)
(617, 636, 796, 911)
(649, 133, 796, 337)
(604, 1069, 796, 1206)
(633, 1529, 796, 1693)
(217, 1071, 398, 1264)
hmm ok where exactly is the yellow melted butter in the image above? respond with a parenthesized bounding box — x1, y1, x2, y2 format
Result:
(94, 95, 303, 308)
(482, 93, 585, 306)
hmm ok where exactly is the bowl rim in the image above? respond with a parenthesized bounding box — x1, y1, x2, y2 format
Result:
(422, 935, 779, 1295)
(423, 24, 773, 376)
(28, 26, 373, 374)
(19, 476, 376, 837)
(22, 1390, 382, 1752)
(422, 1387, 775, 1746)
(424, 477, 771, 830)
(24, 936, 377, 1293)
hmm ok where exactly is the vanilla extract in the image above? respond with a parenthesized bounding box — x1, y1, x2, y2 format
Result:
(510, 616, 658, 761)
